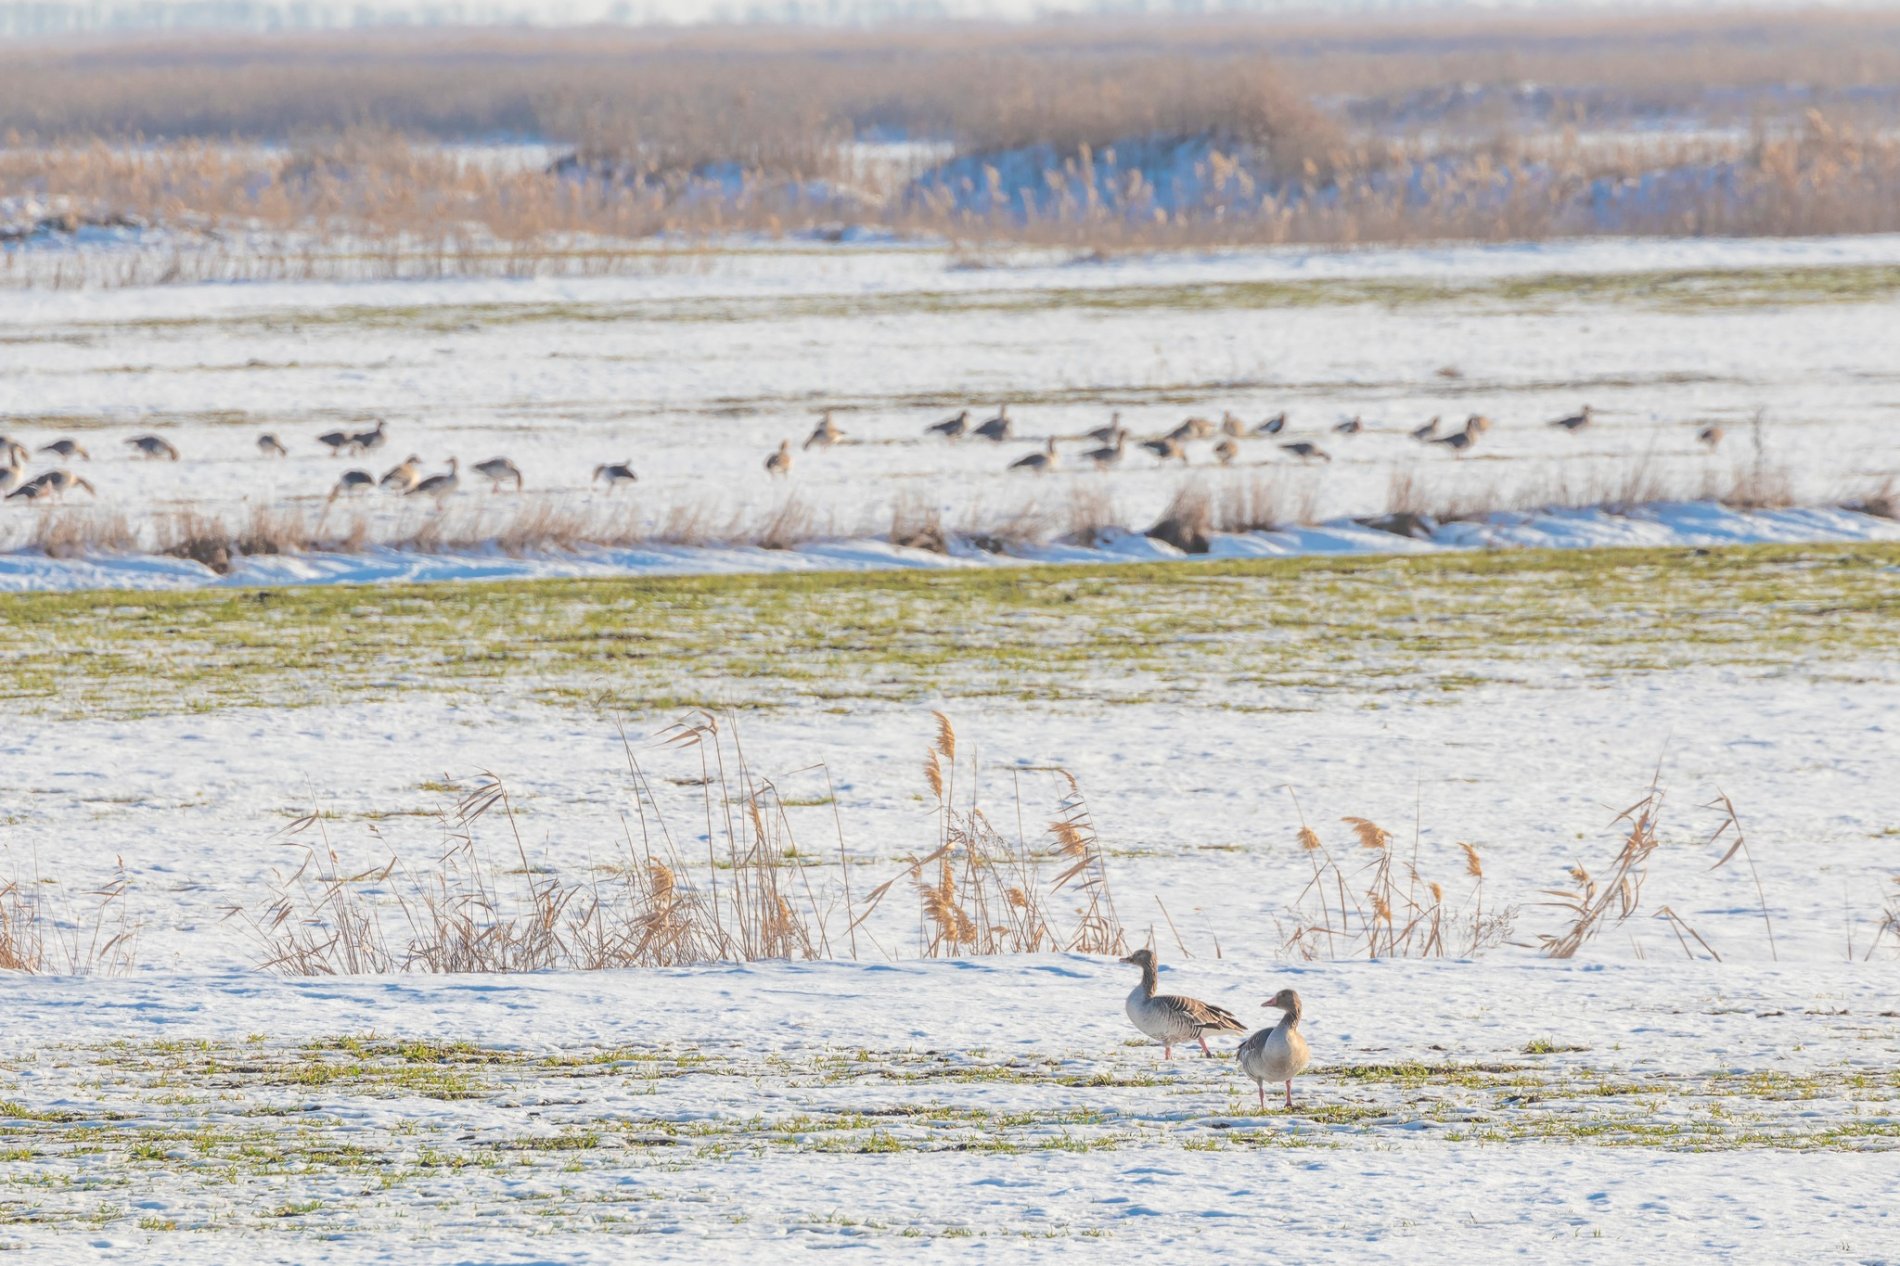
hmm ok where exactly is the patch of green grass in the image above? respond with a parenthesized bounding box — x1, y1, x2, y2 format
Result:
(1522, 1038, 1591, 1055)
(2, 544, 1894, 720)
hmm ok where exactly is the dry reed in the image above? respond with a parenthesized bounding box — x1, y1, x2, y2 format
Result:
(232, 710, 1124, 974)
(0, 853, 141, 975)
(1278, 795, 1511, 962)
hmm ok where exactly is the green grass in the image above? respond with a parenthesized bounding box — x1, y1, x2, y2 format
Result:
(1, 543, 1895, 721)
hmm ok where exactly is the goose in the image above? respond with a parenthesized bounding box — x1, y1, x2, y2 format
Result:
(1009, 437, 1058, 473)
(1140, 436, 1189, 465)
(0, 436, 27, 466)
(1082, 433, 1126, 471)
(1254, 412, 1288, 436)
(974, 406, 1012, 442)
(328, 469, 375, 501)
(1166, 417, 1215, 443)
(316, 427, 353, 456)
(0, 465, 22, 499)
(1697, 425, 1725, 450)
(804, 411, 844, 451)
(472, 457, 524, 492)
(594, 460, 638, 488)
(379, 454, 424, 493)
(39, 438, 90, 461)
(765, 439, 793, 477)
(257, 434, 289, 458)
(1120, 948, 1244, 1059)
(1237, 988, 1312, 1110)
(1220, 411, 1247, 439)
(927, 410, 969, 440)
(1281, 441, 1330, 462)
(407, 457, 458, 500)
(125, 434, 179, 461)
(1431, 427, 1477, 453)
(1411, 416, 1441, 441)
(1084, 413, 1124, 445)
(7, 469, 94, 502)
(1549, 404, 1593, 432)
(1214, 437, 1239, 467)
(349, 419, 388, 454)
(1334, 416, 1363, 435)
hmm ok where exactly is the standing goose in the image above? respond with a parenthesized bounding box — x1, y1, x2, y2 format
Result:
(407, 457, 459, 501)
(257, 434, 289, 458)
(472, 457, 524, 492)
(1082, 432, 1127, 471)
(1120, 948, 1245, 1059)
(39, 438, 90, 461)
(1411, 416, 1441, 441)
(1220, 411, 1247, 439)
(1333, 416, 1364, 435)
(765, 439, 793, 478)
(1254, 412, 1288, 436)
(594, 460, 638, 488)
(0, 436, 27, 466)
(1697, 425, 1725, 450)
(1237, 988, 1312, 1110)
(1166, 417, 1215, 443)
(1428, 416, 1482, 450)
(974, 406, 1012, 442)
(1213, 437, 1239, 467)
(316, 426, 353, 456)
(126, 434, 180, 461)
(349, 419, 388, 454)
(1084, 413, 1124, 445)
(1549, 404, 1593, 432)
(328, 469, 375, 501)
(1140, 436, 1189, 465)
(1009, 437, 1058, 473)
(804, 411, 844, 451)
(380, 454, 424, 493)
(927, 410, 969, 441)
(1280, 441, 1331, 462)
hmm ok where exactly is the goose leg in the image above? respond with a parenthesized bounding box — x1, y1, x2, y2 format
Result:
(1257, 1083, 1266, 1111)
(1163, 1044, 1172, 1060)
(1284, 1081, 1294, 1110)
(1197, 1033, 1213, 1058)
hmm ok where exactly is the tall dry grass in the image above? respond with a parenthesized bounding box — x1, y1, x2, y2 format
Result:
(0, 854, 141, 975)
(231, 711, 1126, 974)
(1278, 801, 1510, 962)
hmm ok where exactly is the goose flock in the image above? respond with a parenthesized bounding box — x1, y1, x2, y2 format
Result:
(2, 400, 1730, 511)
(1120, 947, 1312, 1111)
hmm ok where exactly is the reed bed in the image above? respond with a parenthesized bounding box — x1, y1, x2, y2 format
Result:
(4, 12, 1898, 144)
(231, 711, 1125, 974)
(7, 114, 1899, 288)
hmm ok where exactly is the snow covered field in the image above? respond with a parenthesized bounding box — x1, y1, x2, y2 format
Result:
(3, 234, 1899, 589)
(3, 236, 1898, 1260)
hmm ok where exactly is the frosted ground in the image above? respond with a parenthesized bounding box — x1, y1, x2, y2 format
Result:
(5, 543, 1899, 1260)
(4, 233, 1900, 589)
(2, 234, 1899, 1260)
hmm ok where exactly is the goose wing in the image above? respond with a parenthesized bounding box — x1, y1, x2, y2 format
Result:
(1156, 992, 1245, 1034)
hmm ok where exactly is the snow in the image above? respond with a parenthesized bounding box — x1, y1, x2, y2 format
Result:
(2, 229, 1897, 1260)
(3, 233, 1899, 591)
